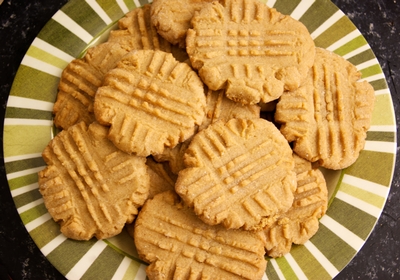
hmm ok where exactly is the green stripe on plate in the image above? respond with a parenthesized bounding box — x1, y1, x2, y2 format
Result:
(274, 257, 298, 279)
(265, 258, 280, 279)
(26, 45, 70, 69)
(30, 219, 61, 249)
(138, 0, 150, 6)
(5, 157, 45, 175)
(37, 19, 87, 58)
(9, 65, 59, 102)
(3, 125, 52, 158)
(366, 131, 395, 142)
(340, 183, 385, 209)
(81, 245, 125, 280)
(13, 188, 42, 209)
(333, 35, 367, 57)
(46, 238, 98, 276)
(310, 224, 356, 270)
(61, 1, 108, 37)
(290, 245, 332, 280)
(371, 94, 396, 126)
(360, 64, 384, 79)
(5, 107, 53, 121)
(313, 16, 356, 49)
(347, 49, 376, 66)
(345, 150, 395, 186)
(273, 0, 301, 15)
(327, 198, 376, 239)
(298, 0, 339, 34)
(96, 0, 126, 22)
(8, 173, 38, 191)
(122, 261, 144, 280)
(123, 0, 138, 11)
(369, 79, 388, 91)
(20, 203, 48, 225)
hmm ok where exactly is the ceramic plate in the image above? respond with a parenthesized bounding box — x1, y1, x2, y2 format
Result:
(3, 0, 397, 279)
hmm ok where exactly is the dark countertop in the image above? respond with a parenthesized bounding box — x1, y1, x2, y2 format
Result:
(0, 0, 399, 279)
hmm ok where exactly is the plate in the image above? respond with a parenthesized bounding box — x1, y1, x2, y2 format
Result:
(3, 0, 397, 279)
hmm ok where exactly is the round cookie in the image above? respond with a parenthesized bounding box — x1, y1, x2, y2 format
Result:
(53, 42, 133, 130)
(186, 0, 315, 105)
(38, 122, 150, 240)
(264, 154, 328, 258)
(275, 47, 375, 170)
(175, 118, 297, 230)
(94, 49, 206, 157)
(134, 191, 267, 280)
(150, 0, 215, 47)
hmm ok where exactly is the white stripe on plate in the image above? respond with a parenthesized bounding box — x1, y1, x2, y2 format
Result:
(52, 10, 93, 44)
(335, 191, 382, 218)
(21, 55, 63, 77)
(341, 44, 370, 60)
(374, 89, 390, 95)
(25, 212, 52, 232)
(134, 264, 148, 280)
(86, 0, 113, 25)
(311, 10, 343, 39)
(326, 29, 360, 52)
(342, 174, 389, 197)
(269, 259, 285, 279)
(285, 253, 308, 279)
(112, 257, 133, 280)
(290, 0, 315, 20)
(320, 215, 364, 251)
(363, 140, 396, 154)
(11, 183, 39, 197)
(266, 0, 277, 7)
(3, 118, 53, 126)
(356, 58, 378, 71)
(65, 240, 108, 279)
(304, 241, 339, 277)
(6, 166, 46, 181)
(262, 273, 269, 280)
(368, 125, 396, 132)
(360, 73, 386, 83)
(6, 96, 54, 111)
(4, 152, 43, 163)
(133, 0, 141, 7)
(31, 37, 75, 63)
(41, 234, 68, 256)
(17, 198, 44, 214)
(116, 0, 130, 14)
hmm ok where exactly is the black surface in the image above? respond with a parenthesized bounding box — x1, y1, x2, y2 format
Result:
(0, 0, 399, 279)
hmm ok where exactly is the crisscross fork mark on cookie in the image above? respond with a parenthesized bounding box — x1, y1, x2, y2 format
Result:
(275, 48, 375, 169)
(176, 118, 296, 230)
(94, 50, 206, 156)
(186, 0, 315, 105)
(38, 122, 149, 240)
(134, 191, 267, 279)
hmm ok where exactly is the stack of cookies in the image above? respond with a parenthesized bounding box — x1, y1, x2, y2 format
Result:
(38, 0, 375, 279)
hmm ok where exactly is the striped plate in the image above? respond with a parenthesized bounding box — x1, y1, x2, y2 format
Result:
(3, 0, 396, 279)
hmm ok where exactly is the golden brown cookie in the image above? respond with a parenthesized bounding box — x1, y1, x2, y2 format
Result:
(150, 0, 215, 47)
(275, 47, 375, 170)
(38, 122, 150, 240)
(175, 118, 297, 230)
(186, 0, 315, 105)
(94, 49, 206, 157)
(108, 4, 173, 52)
(264, 155, 328, 257)
(154, 88, 260, 174)
(53, 42, 134, 130)
(134, 191, 267, 280)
